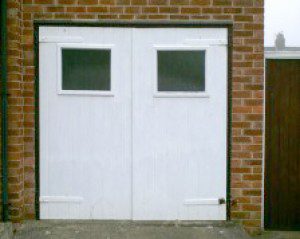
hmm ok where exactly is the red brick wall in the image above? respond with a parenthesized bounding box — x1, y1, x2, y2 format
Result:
(6, 0, 264, 234)
(6, 0, 25, 222)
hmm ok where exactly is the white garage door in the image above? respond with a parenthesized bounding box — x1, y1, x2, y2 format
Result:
(39, 26, 228, 220)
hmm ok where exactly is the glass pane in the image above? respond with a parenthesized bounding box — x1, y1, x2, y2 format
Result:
(62, 49, 111, 91)
(157, 50, 205, 92)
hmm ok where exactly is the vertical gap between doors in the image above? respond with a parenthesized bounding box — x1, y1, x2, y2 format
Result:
(130, 28, 134, 220)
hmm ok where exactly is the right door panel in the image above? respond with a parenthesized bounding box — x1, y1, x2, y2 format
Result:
(132, 28, 228, 220)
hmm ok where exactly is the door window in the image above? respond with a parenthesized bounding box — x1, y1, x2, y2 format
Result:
(157, 50, 205, 92)
(57, 44, 113, 96)
(62, 49, 111, 91)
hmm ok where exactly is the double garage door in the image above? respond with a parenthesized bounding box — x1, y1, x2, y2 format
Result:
(39, 26, 228, 220)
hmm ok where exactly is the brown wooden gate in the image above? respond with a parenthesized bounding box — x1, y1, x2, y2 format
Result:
(265, 59, 300, 230)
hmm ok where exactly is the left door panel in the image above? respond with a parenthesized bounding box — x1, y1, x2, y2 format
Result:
(39, 27, 132, 219)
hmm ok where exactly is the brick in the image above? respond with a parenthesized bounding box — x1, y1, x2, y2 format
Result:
(159, 7, 179, 13)
(149, 0, 168, 5)
(233, 137, 252, 143)
(213, 15, 232, 20)
(131, 0, 147, 5)
(234, 30, 253, 37)
(232, 122, 251, 128)
(243, 189, 261, 196)
(244, 7, 263, 14)
(233, 106, 253, 113)
(125, 7, 140, 13)
(243, 220, 261, 227)
(213, 0, 231, 6)
(118, 14, 134, 19)
(190, 0, 210, 5)
(78, 14, 97, 19)
(236, 196, 251, 204)
(244, 84, 263, 90)
(135, 14, 148, 19)
(99, 0, 115, 4)
(181, 7, 201, 14)
(47, 6, 65, 12)
(202, 7, 222, 13)
(170, 15, 189, 19)
(244, 23, 263, 30)
(87, 6, 109, 12)
(78, 0, 98, 4)
(231, 167, 251, 173)
(244, 129, 262, 136)
(170, 0, 189, 5)
(23, 5, 44, 12)
(109, 7, 124, 13)
(223, 7, 241, 13)
(234, 15, 253, 22)
(66, 7, 86, 12)
(58, 0, 76, 3)
(231, 211, 251, 219)
(148, 14, 168, 19)
(243, 174, 262, 181)
(244, 99, 263, 106)
(233, 0, 253, 7)
(142, 7, 158, 13)
(34, 0, 54, 4)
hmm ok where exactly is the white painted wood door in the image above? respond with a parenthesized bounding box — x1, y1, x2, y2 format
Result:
(39, 26, 227, 220)
(132, 28, 228, 220)
(39, 27, 132, 219)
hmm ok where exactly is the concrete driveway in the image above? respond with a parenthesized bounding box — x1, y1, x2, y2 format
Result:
(254, 231, 300, 239)
(13, 221, 251, 239)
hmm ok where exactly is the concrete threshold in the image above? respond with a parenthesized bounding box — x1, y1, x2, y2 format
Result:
(0, 223, 13, 239)
(13, 220, 251, 239)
